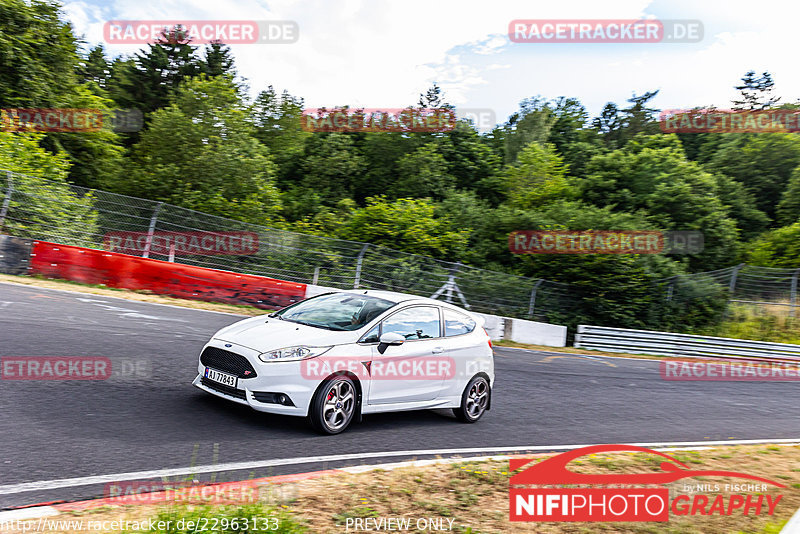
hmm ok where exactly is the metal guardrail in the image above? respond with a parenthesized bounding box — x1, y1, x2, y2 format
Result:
(574, 325, 800, 361)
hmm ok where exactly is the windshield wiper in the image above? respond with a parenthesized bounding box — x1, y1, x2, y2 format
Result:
(281, 318, 344, 331)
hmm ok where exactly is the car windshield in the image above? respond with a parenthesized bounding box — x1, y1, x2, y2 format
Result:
(272, 293, 396, 331)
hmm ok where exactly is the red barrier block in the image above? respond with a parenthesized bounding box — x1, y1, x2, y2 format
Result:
(28, 241, 306, 309)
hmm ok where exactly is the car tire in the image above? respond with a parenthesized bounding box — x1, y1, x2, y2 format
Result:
(309, 375, 358, 435)
(453, 375, 490, 423)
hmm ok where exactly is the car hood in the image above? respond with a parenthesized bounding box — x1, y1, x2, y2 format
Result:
(213, 316, 360, 352)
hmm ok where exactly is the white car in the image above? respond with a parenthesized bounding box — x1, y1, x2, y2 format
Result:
(193, 290, 495, 434)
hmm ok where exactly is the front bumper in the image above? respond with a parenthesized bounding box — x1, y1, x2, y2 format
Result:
(193, 340, 316, 417)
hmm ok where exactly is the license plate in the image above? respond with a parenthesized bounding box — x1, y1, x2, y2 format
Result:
(204, 367, 238, 388)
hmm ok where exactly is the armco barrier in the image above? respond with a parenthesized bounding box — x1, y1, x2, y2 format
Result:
(574, 325, 800, 361)
(28, 240, 306, 309)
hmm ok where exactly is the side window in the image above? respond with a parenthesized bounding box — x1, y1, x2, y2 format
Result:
(381, 306, 441, 340)
(443, 308, 476, 336)
(360, 324, 380, 344)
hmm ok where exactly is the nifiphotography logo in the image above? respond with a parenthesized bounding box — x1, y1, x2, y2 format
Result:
(509, 444, 784, 522)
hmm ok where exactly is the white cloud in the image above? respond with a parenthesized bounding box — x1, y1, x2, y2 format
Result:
(61, 0, 800, 126)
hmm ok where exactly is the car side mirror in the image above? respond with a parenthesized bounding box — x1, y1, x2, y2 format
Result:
(378, 332, 405, 354)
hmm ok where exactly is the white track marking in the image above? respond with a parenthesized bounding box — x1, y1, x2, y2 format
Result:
(0, 280, 247, 316)
(0, 506, 59, 520)
(2, 439, 799, 496)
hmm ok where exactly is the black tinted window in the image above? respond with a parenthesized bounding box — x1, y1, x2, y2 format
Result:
(360, 325, 380, 343)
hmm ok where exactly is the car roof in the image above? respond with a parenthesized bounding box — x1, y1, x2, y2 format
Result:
(336, 289, 466, 310)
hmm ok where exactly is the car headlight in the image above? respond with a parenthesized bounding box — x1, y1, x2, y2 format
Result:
(257, 346, 332, 362)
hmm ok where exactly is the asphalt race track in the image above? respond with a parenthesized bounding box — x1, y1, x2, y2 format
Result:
(0, 281, 798, 508)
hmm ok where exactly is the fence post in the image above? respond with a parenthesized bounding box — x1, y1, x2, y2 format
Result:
(141, 202, 163, 259)
(0, 171, 13, 232)
(729, 263, 745, 294)
(353, 244, 369, 289)
(528, 279, 544, 318)
(312, 266, 320, 285)
(666, 277, 676, 301)
(792, 269, 800, 318)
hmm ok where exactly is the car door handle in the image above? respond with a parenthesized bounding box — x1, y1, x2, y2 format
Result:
(431, 347, 444, 354)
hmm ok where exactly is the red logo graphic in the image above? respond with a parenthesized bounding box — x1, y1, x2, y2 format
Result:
(301, 355, 456, 381)
(104, 480, 258, 505)
(661, 360, 800, 381)
(103, 231, 259, 256)
(510, 444, 784, 522)
(660, 109, 800, 133)
(509, 19, 663, 43)
(510, 231, 665, 254)
(1, 108, 104, 132)
(1, 357, 112, 380)
(105, 20, 257, 44)
(301, 108, 456, 133)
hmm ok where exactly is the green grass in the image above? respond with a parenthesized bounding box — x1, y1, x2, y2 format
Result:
(701, 303, 800, 344)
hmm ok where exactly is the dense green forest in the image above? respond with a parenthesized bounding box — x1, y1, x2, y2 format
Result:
(4, 0, 800, 332)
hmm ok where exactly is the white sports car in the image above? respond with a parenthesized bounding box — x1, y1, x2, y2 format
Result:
(193, 290, 495, 434)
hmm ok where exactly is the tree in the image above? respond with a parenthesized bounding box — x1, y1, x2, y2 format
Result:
(299, 133, 365, 207)
(79, 45, 110, 89)
(748, 223, 800, 268)
(592, 91, 660, 148)
(502, 97, 557, 163)
(503, 142, 573, 209)
(336, 197, 469, 258)
(40, 83, 125, 189)
(732, 71, 780, 110)
(592, 103, 624, 148)
(418, 82, 451, 109)
(201, 42, 237, 78)
(108, 26, 202, 116)
(0, 0, 79, 107)
(352, 131, 418, 203)
(0, 132, 98, 246)
(776, 166, 800, 226)
(391, 143, 455, 199)
(581, 134, 741, 270)
(435, 124, 501, 191)
(547, 97, 605, 178)
(621, 91, 660, 138)
(488, 199, 710, 331)
(434, 189, 495, 266)
(118, 76, 281, 224)
(712, 172, 769, 239)
(252, 86, 310, 182)
(708, 133, 800, 221)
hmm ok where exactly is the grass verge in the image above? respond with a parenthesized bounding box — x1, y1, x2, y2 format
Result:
(493, 340, 669, 361)
(4, 444, 798, 533)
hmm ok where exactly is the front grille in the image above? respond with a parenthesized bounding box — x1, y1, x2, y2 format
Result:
(201, 377, 247, 400)
(200, 347, 257, 378)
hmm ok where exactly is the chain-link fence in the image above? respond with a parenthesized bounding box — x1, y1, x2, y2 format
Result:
(6, 169, 800, 325)
(658, 264, 800, 315)
(0, 169, 582, 321)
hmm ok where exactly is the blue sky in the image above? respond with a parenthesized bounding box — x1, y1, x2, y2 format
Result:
(62, 0, 797, 128)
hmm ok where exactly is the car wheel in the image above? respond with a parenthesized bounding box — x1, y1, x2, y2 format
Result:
(453, 375, 490, 423)
(309, 375, 357, 434)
